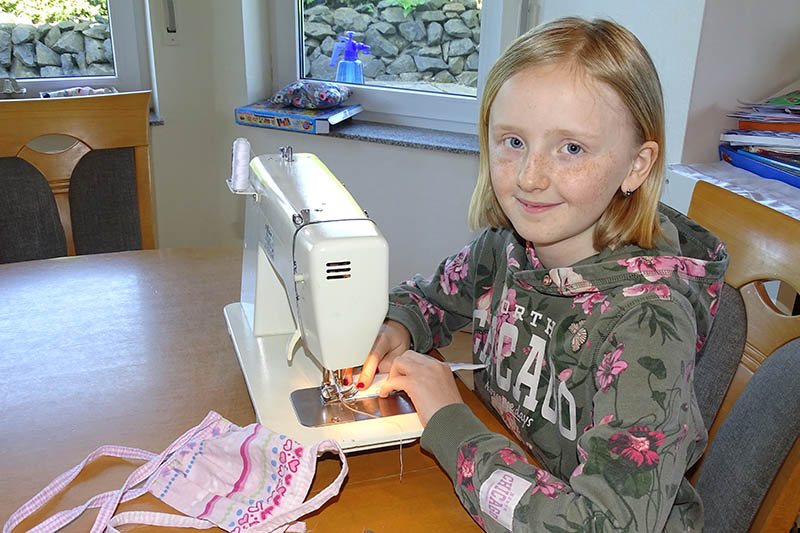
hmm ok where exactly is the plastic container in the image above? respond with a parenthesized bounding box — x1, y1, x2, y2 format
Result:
(329, 32, 371, 84)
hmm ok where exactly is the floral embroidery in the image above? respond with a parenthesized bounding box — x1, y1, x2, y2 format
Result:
(457, 444, 477, 492)
(498, 447, 528, 465)
(707, 280, 722, 316)
(596, 344, 628, 392)
(440, 246, 470, 295)
(409, 292, 444, 323)
(531, 470, 566, 499)
(608, 426, 665, 468)
(572, 291, 610, 315)
(622, 283, 671, 300)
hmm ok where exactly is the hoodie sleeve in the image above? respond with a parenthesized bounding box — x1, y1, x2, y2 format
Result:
(421, 296, 705, 532)
(386, 230, 493, 353)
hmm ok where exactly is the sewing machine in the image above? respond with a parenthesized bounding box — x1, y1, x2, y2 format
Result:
(223, 145, 423, 451)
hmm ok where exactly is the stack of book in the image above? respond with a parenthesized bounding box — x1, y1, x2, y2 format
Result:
(719, 83, 800, 188)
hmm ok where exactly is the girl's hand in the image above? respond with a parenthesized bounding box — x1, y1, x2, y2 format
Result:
(378, 351, 465, 426)
(357, 320, 412, 390)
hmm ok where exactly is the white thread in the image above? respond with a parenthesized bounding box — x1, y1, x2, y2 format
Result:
(231, 138, 251, 191)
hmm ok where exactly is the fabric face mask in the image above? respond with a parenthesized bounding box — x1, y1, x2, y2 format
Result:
(4, 411, 347, 533)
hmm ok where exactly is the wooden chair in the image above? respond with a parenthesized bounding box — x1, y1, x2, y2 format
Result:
(687, 180, 800, 532)
(0, 91, 155, 263)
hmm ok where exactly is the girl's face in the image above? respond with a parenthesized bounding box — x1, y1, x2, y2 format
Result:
(488, 63, 656, 268)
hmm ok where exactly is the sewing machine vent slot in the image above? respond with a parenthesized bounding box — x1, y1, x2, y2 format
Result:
(326, 261, 351, 280)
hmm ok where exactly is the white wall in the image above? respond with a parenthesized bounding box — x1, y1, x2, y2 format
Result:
(537, 0, 707, 165)
(681, 0, 800, 163)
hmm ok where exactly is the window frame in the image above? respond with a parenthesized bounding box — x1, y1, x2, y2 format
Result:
(271, 0, 535, 134)
(3, 0, 151, 98)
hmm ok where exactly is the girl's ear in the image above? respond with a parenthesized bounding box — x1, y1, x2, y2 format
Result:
(621, 140, 659, 194)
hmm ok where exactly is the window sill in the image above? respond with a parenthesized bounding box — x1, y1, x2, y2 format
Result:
(236, 116, 479, 156)
(329, 120, 479, 156)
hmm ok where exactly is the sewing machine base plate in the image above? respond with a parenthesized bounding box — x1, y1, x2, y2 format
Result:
(291, 387, 415, 427)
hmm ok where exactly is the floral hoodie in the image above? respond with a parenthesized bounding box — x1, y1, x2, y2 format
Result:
(385, 206, 728, 532)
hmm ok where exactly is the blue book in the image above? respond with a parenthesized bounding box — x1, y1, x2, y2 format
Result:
(234, 101, 362, 134)
(719, 144, 800, 189)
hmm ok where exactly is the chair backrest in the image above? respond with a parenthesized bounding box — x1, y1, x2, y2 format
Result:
(687, 180, 800, 532)
(0, 91, 155, 263)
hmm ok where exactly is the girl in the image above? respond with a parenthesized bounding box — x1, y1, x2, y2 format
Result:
(358, 17, 727, 532)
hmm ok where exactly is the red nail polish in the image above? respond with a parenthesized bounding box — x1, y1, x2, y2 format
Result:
(342, 378, 350, 386)
(357, 382, 365, 389)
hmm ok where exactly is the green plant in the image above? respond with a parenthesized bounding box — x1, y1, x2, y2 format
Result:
(386, 0, 425, 17)
(0, 0, 108, 24)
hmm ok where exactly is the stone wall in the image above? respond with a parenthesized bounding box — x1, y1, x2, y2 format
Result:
(0, 16, 114, 79)
(304, 0, 480, 88)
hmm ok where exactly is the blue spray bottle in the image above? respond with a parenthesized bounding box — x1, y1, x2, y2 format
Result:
(329, 32, 371, 84)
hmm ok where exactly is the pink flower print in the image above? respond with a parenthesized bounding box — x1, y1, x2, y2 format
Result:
(710, 241, 725, 260)
(558, 368, 572, 382)
(573, 292, 610, 315)
(596, 344, 628, 392)
(408, 292, 444, 323)
(571, 463, 584, 477)
(476, 286, 493, 313)
(525, 241, 543, 268)
(695, 335, 706, 353)
(676, 424, 689, 452)
(707, 280, 722, 316)
(498, 447, 528, 465)
(599, 414, 614, 425)
(675, 257, 708, 279)
(608, 426, 665, 468)
(457, 445, 477, 492)
(684, 361, 693, 382)
(471, 514, 486, 529)
(506, 243, 520, 269)
(491, 394, 524, 442)
(493, 287, 518, 358)
(622, 283, 671, 300)
(548, 267, 597, 296)
(577, 444, 589, 461)
(619, 256, 708, 283)
(440, 246, 470, 295)
(501, 411, 523, 441)
(530, 470, 566, 499)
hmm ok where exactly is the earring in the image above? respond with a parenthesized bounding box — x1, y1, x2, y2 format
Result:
(623, 188, 632, 197)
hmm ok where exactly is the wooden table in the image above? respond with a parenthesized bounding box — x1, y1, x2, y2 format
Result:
(0, 248, 516, 532)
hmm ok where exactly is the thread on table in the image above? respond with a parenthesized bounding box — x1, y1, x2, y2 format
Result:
(339, 395, 405, 480)
(231, 137, 251, 191)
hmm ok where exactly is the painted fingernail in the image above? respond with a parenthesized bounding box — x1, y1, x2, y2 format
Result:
(343, 378, 350, 386)
(357, 382, 365, 389)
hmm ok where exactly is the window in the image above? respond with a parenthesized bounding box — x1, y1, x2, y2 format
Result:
(0, 0, 151, 98)
(271, 0, 536, 134)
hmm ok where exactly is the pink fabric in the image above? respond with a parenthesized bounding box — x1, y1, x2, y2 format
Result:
(3, 412, 348, 533)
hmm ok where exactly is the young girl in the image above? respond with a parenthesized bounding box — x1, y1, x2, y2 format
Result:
(357, 17, 728, 532)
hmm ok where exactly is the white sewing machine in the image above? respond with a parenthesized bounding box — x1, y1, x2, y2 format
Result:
(223, 145, 422, 451)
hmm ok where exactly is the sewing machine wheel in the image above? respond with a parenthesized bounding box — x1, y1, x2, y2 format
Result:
(290, 387, 416, 427)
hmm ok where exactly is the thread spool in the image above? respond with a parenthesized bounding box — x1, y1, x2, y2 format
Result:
(231, 138, 251, 191)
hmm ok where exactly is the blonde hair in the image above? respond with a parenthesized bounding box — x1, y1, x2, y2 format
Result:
(468, 17, 666, 250)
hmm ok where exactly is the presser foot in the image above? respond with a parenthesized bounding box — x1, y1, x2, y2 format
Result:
(290, 386, 416, 427)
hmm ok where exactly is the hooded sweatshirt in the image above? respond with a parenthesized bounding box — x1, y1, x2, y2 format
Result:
(385, 205, 728, 532)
